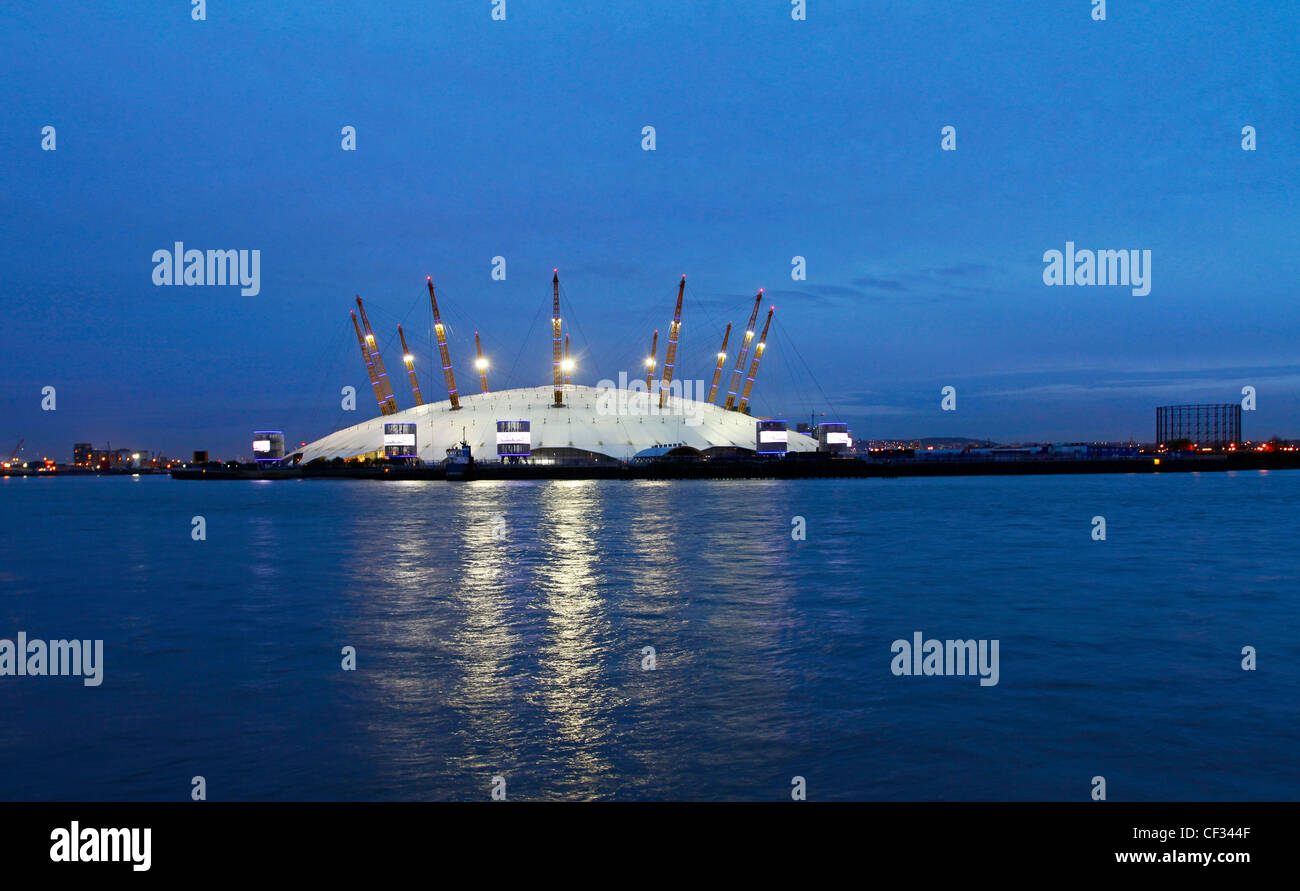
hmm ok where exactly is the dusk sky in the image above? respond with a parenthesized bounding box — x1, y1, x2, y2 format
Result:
(3, 1, 1297, 460)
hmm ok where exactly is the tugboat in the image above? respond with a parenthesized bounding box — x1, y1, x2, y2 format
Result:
(444, 429, 473, 480)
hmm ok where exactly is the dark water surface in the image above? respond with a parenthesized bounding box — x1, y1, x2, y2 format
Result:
(1, 472, 1296, 800)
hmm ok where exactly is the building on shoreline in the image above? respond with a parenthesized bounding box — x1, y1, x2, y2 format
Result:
(296, 385, 819, 465)
(1156, 404, 1242, 449)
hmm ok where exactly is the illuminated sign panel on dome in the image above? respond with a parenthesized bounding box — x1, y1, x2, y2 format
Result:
(497, 420, 531, 457)
(756, 420, 788, 456)
(384, 423, 417, 458)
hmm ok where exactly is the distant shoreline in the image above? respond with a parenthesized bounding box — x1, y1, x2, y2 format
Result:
(145, 451, 1300, 481)
(10, 453, 1298, 482)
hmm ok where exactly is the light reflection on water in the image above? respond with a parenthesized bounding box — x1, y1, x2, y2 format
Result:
(1, 473, 1298, 800)
(533, 482, 616, 795)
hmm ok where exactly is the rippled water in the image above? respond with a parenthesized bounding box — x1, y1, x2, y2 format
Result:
(1, 472, 1297, 800)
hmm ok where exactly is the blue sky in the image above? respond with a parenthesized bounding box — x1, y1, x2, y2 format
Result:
(2, 1, 1297, 459)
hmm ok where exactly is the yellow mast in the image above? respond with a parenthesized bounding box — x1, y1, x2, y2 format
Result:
(397, 324, 423, 406)
(474, 331, 489, 393)
(426, 277, 460, 409)
(659, 275, 685, 407)
(724, 290, 762, 410)
(706, 323, 732, 404)
(737, 307, 774, 415)
(644, 329, 658, 392)
(552, 270, 563, 406)
(355, 296, 398, 414)
(352, 311, 390, 415)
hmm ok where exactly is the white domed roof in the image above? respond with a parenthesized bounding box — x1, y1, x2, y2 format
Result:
(298, 385, 816, 463)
